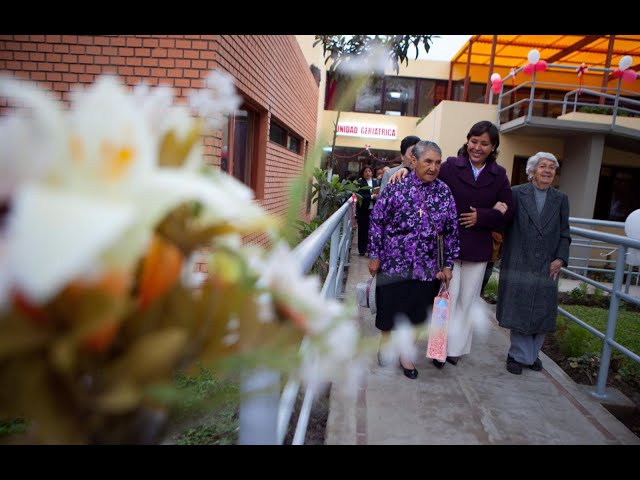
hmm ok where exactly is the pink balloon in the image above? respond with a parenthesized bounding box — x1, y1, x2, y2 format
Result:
(622, 69, 637, 82)
(491, 79, 502, 94)
(535, 60, 548, 71)
(610, 69, 623, 79)
(523, 63, 534, 75)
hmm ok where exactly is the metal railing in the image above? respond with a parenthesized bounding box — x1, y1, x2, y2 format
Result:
(559, 224, 640, 400)
(489, 63, 640, 127)
(568, 217, 639, 290)
(238, 196, 356, 444)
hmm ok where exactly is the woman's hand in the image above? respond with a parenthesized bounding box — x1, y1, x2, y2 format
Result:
(436, 266, 453, 290)
(368, 258, 380, 277)
(388, 167, 408, 184)
(493, 201, 508, 215)
(459, 206, 478, 228)
(550, 259, 563, 281)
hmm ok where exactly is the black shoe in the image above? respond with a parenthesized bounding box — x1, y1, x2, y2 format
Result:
(446, 356, 459, 366)
(506, 355, 523, 375)
(400, 360, 418, 379)
(528, 357, 543, 371)
(432, 359, 445, 369)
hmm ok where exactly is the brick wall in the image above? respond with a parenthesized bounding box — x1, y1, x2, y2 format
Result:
(0, 35, 319, 272)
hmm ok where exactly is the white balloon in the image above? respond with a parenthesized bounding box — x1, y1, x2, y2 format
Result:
(491, 73, 501, 82)
(528, 49, 540, 64)
(625, 209, 640, 238)
(619, 55, 633, 71)
(624, 209, 640, 265)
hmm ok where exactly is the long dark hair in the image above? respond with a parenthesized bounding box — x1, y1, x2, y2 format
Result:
(457, 120, 500, 163)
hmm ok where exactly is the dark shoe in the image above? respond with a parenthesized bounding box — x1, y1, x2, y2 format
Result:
(446, 356, 459, 366)
(528, 357, 543, 371)
(506, 355, 523, 375)
(400, 360, 418, 379)
(432, 359, 445, 369)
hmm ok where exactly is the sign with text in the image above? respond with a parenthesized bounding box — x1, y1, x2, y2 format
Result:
(336, 123, 397, 140)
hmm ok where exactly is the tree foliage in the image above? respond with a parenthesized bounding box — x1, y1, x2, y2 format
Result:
(313, 35, 435, 74)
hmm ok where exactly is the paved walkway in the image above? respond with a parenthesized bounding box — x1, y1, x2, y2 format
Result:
(325, 240, 640, 445)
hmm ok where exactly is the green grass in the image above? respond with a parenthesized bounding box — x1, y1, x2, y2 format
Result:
(556, 304, 640, 379)
(0, 418, 28, 439)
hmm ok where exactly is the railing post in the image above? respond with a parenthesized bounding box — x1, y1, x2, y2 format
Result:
(327, 224, 340, 299)
(238, 368, 281, 444)
(591, 245, 627, 399)
(527, 71, 536, 121)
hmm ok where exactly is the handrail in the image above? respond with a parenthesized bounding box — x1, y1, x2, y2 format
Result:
(240, 195, 356, 445)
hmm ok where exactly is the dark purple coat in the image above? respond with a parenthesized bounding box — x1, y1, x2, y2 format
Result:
(439, 155, 514, 262)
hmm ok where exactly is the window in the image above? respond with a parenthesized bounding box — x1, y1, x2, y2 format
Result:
(221, 107, 258, 188)
(594, 167, 640, 221)
(269, 119, 302, 154)
(325, 72, 447, 118)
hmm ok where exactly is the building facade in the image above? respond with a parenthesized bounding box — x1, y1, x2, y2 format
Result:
(1, 34, 321, 271)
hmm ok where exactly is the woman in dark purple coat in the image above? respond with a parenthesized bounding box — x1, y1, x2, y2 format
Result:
(389, 121, 514, 368)
(368, 140, 460, 380)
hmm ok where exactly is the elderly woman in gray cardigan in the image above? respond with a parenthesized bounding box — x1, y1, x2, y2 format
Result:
(496, 152, 571, 375)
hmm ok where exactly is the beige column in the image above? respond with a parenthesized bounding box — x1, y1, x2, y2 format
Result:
(561, 134, 604, 218)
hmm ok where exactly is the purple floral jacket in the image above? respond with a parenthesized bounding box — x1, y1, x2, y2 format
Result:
(368, 172, 460, 281)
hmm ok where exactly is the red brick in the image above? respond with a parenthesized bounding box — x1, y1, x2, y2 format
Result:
(200, 50, 215, 60)
(126, 57, 141, 66)
(167, 48, 183, 58)
(37, 43, 53, 53)
(117, 66, 134, 76)
(191, 60, 207, 70)
(126, 37, 142, 47)
(22, 43, 37, 52)
(95, 56, 110, 65)
(15, 51, 29, 61)
(78, 55, 94, 64)
(192, 41, 207, 50)
(54, 63, 69, 72)
(176, 59, 190, 68)
(134, 67, 150, 76)
(53, 44, 69, 53)
(175, 39, 191, 49)
(62, 54, 78, 63)
(86, 46, 102, 55)
(30, 52, 45, 62)
(119, 47, 134, 56)
(53, 82, 68, 92)
(23, 62, 37, 71)
(143, 38, 159, 48)
(79, 74, 95, 83)
(78, 36, 94, 45)
(86, 65, 101, 74)
(110, 56, 126, 66)
(46, 35, 61, 43)
(142, 57, 158, 67)
(94, 37, 110, 46)
(102, 46, 118, 56)
(184, 50, 199, 59)
(14, 35, 29, 41)
(174, 78, 190, 87)
(69, 45, 85, 54)
(167, 69, 184, 78)
(46, 72, 62, 81)
(70, 64, 85, 73)
(135, 48, 151, 57)
(63, 73, 78, 82)
(31, 71, 46, 80)
(151, 48, 167, 58)
(151, 68, 167, 77)
(109, 37, 126, 47)
(46, 53, 62, 63)
(159, 38, 175, 48)
(184, 69, 200, 79)
(159, 58, 175, 68)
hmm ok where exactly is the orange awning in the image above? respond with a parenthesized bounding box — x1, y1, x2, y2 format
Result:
(451, 35, 640, 71)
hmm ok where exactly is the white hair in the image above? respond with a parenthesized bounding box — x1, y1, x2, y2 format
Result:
(526, 152, 559, 181)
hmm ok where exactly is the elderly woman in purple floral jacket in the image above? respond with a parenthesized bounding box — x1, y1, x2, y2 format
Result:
(368, 140, 460, 380)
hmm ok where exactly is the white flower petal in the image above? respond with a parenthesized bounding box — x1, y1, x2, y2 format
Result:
(7, 183, 135, 302)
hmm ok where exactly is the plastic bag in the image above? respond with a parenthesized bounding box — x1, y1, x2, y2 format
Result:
(426, 284, 450, 362)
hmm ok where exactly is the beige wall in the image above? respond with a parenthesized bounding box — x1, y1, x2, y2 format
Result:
(603, 146, 640, 167)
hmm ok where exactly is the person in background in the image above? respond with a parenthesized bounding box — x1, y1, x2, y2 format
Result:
(389, 121, 513, 368)
(497, 152, 571, 375)
(375, 166, 385, 182)
(379, 135, 420, 194)
(368, 141, 460, 379)
(356, 165, 378, 256)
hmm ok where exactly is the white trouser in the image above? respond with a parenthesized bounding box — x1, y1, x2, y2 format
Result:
(446, 259, 487, 357)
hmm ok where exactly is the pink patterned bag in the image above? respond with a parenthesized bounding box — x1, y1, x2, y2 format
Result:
(426, 284, 449, 362)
